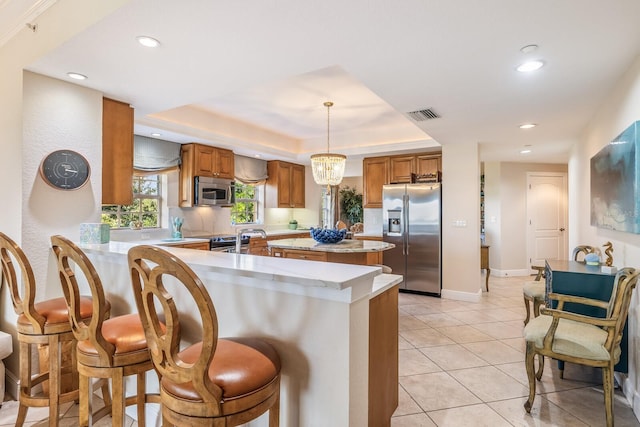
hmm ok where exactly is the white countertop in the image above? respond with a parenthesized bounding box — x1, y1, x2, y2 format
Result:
(267, 238, 394, 253)
(82, 240, 385, 291)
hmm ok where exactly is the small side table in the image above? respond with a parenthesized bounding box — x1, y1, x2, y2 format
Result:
(0, 331, 13, 405)
(481, 245, 490, 291)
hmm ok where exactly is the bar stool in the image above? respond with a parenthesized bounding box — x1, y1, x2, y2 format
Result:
(51, 235, 160, 426)
(128, 245, 281, 427)
(0, 232, 101, 426)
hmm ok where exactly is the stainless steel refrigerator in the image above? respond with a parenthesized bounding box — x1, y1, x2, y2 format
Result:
(383, 183, 441, 295)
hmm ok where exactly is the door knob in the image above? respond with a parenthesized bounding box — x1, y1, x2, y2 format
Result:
(559, 227, 565, 231)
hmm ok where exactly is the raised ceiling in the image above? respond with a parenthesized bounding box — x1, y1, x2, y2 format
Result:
(8, 0, 640, 167)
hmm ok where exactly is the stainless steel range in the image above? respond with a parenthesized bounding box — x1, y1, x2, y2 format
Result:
(208, 235, 250, 253)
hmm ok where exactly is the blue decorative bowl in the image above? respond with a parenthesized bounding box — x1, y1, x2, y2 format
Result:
(310, 227, 347, 244)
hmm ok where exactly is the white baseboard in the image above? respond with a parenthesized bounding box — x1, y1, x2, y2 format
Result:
(441, 287, 482, 302)
(489, 269, 530, 277)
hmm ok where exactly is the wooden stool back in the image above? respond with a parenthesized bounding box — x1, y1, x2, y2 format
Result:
(51, 235, 113, 363)
(51, 235, 158, 426)
(0, 232, 79, 426)
(129, 245, 281, 426)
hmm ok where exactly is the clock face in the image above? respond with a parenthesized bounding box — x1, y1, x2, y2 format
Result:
(39, 150, 91, 190)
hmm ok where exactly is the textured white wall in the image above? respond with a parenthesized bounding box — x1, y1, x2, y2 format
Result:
(0, 0, 131, 387)
(441, 142, 481, 300)
(22, 71, 103, 299)
(569, 54, 640, 416)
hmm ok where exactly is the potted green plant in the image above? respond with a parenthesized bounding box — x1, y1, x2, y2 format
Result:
(339, 186, 363, 226)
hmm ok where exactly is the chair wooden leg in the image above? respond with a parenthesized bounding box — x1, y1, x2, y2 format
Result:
(16, 403, 28, 427)
(535, 354, 544, 381)
(112, 369, 125, 427)
(137, 371, 146, 427)
(603, 364, 615, 427)
(269, 388, 280, 427)
(16, 341, 30, 427)
(524, 297, 531, 325)
(100, 378, 112, 409)
(48, 335, 60, 426)
(524, 341, 536, 413)
(79, 373, 90, 427)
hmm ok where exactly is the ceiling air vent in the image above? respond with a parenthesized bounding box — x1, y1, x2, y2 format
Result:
(407, 108, 440, 121)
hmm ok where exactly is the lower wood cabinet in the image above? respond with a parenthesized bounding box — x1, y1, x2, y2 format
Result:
(369, 285, 399, 426)
(160, 241, 210, 251)
(248, 232, 309, 256)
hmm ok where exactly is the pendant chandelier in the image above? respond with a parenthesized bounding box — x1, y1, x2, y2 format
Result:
(311, 101, 346, 189)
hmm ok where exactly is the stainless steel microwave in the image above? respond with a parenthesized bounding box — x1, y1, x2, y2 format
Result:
(194, 176, 235, 206)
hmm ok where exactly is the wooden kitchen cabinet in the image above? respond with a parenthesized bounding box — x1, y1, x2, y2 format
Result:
(176, 241, 210, 250)
(188, 143, 234, 179)
(248, 232, 309, 256)
(416, 154, 441, 177)
(273, 248, 328, 262)
(389, 155, 415, 184)
(102, 97, 133, 205)
(363, 157, 389, 208)
(363, 152, 441, 208)
(179, 143, 235, 207)
(266, 160, 305, 208)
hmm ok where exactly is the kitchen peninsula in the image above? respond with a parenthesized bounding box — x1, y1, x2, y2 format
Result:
(268, 237, 394, 266)
(78, 241, 401, 427)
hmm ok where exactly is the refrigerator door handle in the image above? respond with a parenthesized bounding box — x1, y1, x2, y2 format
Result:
(403, 194, 409, 255)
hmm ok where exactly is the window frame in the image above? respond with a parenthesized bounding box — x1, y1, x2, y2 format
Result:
(101, 174, 162, 229)
(231, 182, 261, 225)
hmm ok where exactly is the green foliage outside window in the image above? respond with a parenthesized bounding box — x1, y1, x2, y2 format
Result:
(231, 182, 258, 224)
(102, 175, 161, 228)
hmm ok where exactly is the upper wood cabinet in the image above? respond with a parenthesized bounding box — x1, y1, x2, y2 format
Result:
(178, 143, 235, 207)
(416, 154, 441, 177)
(389, 155, 416, 184)
(189, 143, 234, 179)
(102, 97, 133, 205)
(363, 157, 389, 208)
(266, 160, 305, 208)
(364, 152, 441, 208)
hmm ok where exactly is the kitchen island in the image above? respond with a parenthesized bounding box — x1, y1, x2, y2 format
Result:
(268, 237, 394, 266)
(78, 241, 401, 427)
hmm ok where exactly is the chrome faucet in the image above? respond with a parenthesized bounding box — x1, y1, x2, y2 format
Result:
(236, 228, 267, 253)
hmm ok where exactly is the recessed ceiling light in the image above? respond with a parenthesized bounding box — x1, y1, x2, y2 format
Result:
(67, 72, 87, 80)
(520, 44, 539, 54)
(517, 60, 544, 72)
(520, 149, 532, 154)
(254, 154, 262, 158)
(150, 132, 161, 137)
(519, 123, 537, 129)
(136, 36, 160, 48)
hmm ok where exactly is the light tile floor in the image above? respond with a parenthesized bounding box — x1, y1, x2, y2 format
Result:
(392, 275, 640, 427)
(1, 275, 639, 426)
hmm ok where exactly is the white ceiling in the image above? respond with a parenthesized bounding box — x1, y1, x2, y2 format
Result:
(8, 0, 640, 167)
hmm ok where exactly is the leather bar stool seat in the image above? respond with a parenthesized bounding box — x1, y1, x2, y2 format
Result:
(161, 338, 280, 416)
(76, 313, 150, 366)
(17, 297, 97, 334)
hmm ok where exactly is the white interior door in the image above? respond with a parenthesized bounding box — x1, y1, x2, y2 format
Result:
(526, 172, 568, 268)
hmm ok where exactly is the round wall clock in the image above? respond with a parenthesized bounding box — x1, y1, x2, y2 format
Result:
(39, 150, 91, 190)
